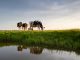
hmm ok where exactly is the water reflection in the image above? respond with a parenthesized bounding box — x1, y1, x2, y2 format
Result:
(30, 46, 43, 54)
(0, 43, 80, 60)
(75, 50, 80, 55)
(0, 43, 80, 55)
(17, 45, 43, 54)
(17, 45, 27, 51)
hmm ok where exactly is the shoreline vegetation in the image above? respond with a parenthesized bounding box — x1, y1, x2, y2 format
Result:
(0, 30, 80, 53)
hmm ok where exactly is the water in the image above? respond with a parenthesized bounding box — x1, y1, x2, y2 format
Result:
(0, 45, 80, 60)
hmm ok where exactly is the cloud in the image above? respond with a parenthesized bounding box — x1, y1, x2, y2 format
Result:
(0, 0, 80, 30)
(0, 0, 80, 19)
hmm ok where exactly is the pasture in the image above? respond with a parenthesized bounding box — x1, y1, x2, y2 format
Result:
(0, 30, 80, 51)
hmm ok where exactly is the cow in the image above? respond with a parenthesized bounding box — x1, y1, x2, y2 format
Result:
(22, 23, 28, 30)
(17, 22, 28, 30)
(17, 22, 22, 30)
(29, 20, 44, 30)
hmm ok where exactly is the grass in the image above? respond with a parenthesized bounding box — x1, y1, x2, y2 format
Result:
(0, 30, 80, 51)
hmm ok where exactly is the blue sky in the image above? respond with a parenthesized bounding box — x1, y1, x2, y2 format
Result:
(0, 0, 80, 30)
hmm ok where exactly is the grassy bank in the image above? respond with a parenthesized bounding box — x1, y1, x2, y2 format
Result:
(0, 30, 80, 51)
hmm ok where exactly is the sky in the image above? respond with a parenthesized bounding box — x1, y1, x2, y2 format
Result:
(0, 0, 80, 30)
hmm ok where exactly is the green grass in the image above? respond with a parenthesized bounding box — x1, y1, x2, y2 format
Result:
(0, 30, 80, 51)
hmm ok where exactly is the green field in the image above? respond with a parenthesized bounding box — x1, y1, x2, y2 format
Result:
(0, 30, 80, 51)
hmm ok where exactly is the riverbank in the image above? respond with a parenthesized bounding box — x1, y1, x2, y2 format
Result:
(0, 30, 80, 51)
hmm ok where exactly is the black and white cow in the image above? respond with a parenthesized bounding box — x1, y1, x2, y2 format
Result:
(17, 22, 22, 30)
(29, 20, 44, 30)
(17, 22, 28, 30)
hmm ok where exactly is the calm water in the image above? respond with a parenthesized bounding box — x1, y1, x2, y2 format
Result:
(0, 45, 80, 60)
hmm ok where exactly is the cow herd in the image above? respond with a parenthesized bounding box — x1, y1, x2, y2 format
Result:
(17, 20, 45, 30)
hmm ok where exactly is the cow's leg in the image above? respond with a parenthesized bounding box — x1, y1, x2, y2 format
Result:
(22, 27, 25, 31)
(18, 27, 20, 30)
(26, 27, 27, 30)
(19, 27, 22, 30)
(31, 27, 33, 30)
(24, 27, 27, 31)
(24, 27, 25, 31)
(41, 26, 43, 31)
(38, 27, 40, 30)
(29, 27, 33, 30)
(25, 27, 27, 30)
(22, 27, 24, 30)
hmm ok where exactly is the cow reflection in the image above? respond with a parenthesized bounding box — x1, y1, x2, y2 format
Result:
(30, 46, 43, 54)
(17, 46, 43, 54)
(75, 50, 80, 55)
(17, 45, 27, 51)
